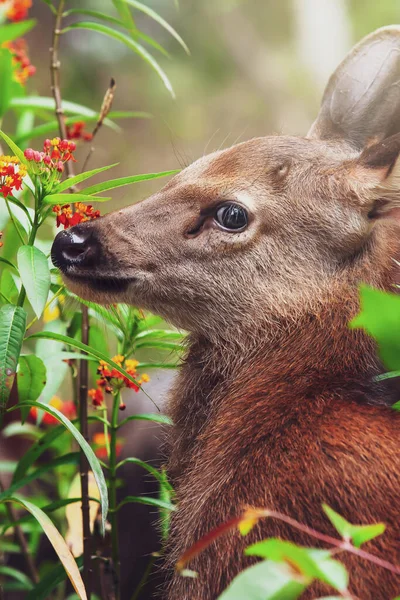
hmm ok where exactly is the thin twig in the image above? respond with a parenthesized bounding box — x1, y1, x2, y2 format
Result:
(0, 477, 39, 584)
(50, 1, 93, 596)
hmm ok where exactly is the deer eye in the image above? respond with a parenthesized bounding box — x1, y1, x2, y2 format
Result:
(215, 203, 248, 231)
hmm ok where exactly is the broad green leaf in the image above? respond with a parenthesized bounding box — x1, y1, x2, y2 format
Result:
(17, 246, 50, 318)
(13, 423, 65, 483)
(217, 560, 307, 600)
(350, 285, 400, 371)
(26, 556, 83, 600)
(0, 20, 36, 45)
(81, 170, 179, 195)
(10, 97, 119, 131)
(61, 22, 175, 97)
(42, 193, 111, 205)
(8, 401, 108, 532)
(35, 321, 69, 412)
(53, 163, 118, 193)
(322, 504, 385, 548)
(14, 111, 151, 145)
(246, 540, 348, 592)
(0, 305, 26, 409)
(116, 495, 176, 512)
(124, 0, 189, 54)
(2, 495, 87, 599)
(119, 413, 173, 428)
(0, 565, 33, 590)
(17, 355, 47, 422)
(0, 48, 13, 118)
(0, 129, 29, 166)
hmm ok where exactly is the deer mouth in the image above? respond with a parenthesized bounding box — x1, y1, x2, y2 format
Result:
(64, 272, 134, 293)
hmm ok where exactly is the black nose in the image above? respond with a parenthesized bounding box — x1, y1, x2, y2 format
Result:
(51, 225, 99, 272)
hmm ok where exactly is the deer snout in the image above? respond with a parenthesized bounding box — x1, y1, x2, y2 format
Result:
(51, 225, 100, 272)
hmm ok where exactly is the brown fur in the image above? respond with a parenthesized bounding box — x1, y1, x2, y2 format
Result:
(51, 26, 400, 600)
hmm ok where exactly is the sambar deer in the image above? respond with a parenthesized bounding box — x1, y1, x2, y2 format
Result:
(52, 26, 400, 599)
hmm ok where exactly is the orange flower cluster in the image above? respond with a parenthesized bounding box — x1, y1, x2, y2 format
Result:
(88, 355, 150, 409)
(3, 38, 35, 84)
(66, 121, 93, 142)
(93, 432, 123, 459)
(0, 155, 26, 198)
(0, 231, 3, 248)
(29, 396, 76, 426)
(24, 137, 76, 175)
(0, 0, 31, 21)
(52, 202, 101, 229)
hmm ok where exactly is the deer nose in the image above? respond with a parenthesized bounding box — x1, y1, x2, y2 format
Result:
(51, 226, 99, 271)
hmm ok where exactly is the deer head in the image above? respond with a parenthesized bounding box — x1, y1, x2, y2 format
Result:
(52, 27, 400, 343)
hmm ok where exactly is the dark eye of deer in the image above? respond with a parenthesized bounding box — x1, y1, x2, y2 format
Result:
(215, 204, 248, 231)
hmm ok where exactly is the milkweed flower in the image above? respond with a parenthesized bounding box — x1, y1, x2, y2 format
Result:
(29, 396, 77, 425)
(24, 137, 76, 175)
(66, 121, 93, 142)
(0, 0, 31, 22)
(88, 355, 150, 409)
(0, 155, 26, 198)
(3, 38, 35, 85)
(52, 202, 101, 229)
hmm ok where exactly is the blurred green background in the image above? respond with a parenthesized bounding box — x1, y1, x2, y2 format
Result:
(22, 0, 400, 209)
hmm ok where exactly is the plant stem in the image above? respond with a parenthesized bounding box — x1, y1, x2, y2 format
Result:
(109, 392, 121, 599)
(50, 0, 68, 148)
(0, 478, 39, 585)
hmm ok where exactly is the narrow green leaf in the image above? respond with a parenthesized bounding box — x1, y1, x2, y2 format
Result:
(322, 504, 352, 538)
(2, 495, 87, 599)
(0, 20, 36, 45)
(62, 22, 175, 97)
(63, 8, 126, 28)
(42, 193, 111, 205)
(116, 457, 166, 484)
(17, 355, 47, 422)
(8, 401, 108, 532)
(81, 170, 179, 195)
(322, 504, 384, 547)
(159, 467, 174, 542)
(0, 565, 33, 590)
(14, 111, 151, 145)
(17, 246, 50, 318)
(218, 560, 307, 600)
(116, 495, 176, 512)
(0, 129, 29, 166)
(119, 413, 173, 428)
(0, 305, 26, 409)
(124, 0, 189, 54)
(12, 423, 65, 483)
(112, 0, 137, 33)
(53, 163, 118, 193)
(0, 49, 14, 118)
(0, 257, 17, 272)
(26, 556, 83, 600)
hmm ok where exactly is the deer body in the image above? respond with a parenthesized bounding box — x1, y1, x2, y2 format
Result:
(51, 26, 400, 599)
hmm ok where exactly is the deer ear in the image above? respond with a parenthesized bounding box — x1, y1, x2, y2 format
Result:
(308, 26, 400, 149)
(351, 134, 400, 219)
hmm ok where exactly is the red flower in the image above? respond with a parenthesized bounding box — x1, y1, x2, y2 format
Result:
(0, 0, 32, 22)
(52, 202, 101, 230)
(66, 121, 93, 142)
(29, 396, 77, 426)
(3, 38, 35, 85)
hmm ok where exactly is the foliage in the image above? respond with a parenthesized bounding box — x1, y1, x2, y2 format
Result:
(0, 1, 185, 598)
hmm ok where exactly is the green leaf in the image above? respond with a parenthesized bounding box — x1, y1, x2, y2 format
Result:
(9, 96, 119, 130)
(0, 305, 26, 409)
(112, 0, 137, 33)
(26, 556, 83, 600)
(0, 20, 36, 45)
(81, 170, 179, 195)
(1, 495, 87, 599)
(159, 467, 174, 542)
(17, 246, 50, 318)
(12, 423, 65, 483)
(119, 413, 173, 428)
(14, 111, 151, 145)
(53, 163, 118, 193)
(116, 457, 166, 484)
(27, 331, 142, 391)
(116, 495, 176, 512)
(61, 22, 175, 97)
(322, 504, 385, 548)
(0, 129, 29, 166)
(8, 401, 108, 533)
(245, 540, 348, 592)
(0, 257, 17, 272)
(0, 565, 33, 590)
(42, 193, 111, 205)
(0, 48, 14, 118)
(217, 560, 307, 600)
(124, 0, 189, 54)
(350, 285, 400, 371)
(17, 355, 47, 422)
(63, 8, 126, 27)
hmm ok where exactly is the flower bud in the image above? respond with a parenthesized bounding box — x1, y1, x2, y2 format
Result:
(24, 148, 34, 160)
